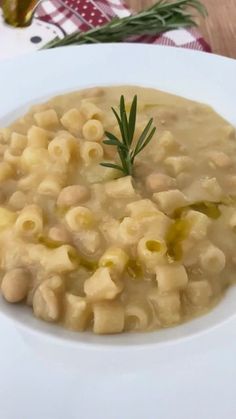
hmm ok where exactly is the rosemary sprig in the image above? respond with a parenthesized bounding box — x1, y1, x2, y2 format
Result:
(43, 0, 207, 49)
(101, 95, 156, 177)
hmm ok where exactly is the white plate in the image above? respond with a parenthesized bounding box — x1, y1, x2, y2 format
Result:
(0, 44, 236, 419)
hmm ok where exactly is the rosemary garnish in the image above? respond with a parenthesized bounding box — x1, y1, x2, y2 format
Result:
(101, 95, 156, 177)
(43, 0, 207, 49)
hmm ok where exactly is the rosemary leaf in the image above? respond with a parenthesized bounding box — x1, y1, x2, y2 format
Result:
(128, 95, 137, 146)
(133, 118, 154, 157)
(101, 95, 156, 177)
(132, 126, 157, 160)
(100, 162, 124, 172)
(43, 0, 207, 49)
(103, 133, 126, 150)
(120, 96, 130, 147)
(111, 107, 127, 148)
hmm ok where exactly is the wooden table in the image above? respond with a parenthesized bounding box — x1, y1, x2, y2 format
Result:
(127, 0, 236, 59)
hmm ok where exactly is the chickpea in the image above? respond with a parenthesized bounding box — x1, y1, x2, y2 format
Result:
(57, 185, 90, 207)
(33, 275, 64, 322)
(1, 268, 30, 303)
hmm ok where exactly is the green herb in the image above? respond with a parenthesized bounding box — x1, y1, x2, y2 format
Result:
(100, 95, 156, 176)
(43, 0, 207, 49)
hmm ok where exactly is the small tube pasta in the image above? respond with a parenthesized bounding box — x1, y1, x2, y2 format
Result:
(126, 199, 159, 218)
(125, 201, 171, 240)
(184, 210, 211, 240)
(153, 189, 188, 215)
(137, 236, 167, 273)
(21, 147, 49, 167)
(15, 204, 43, 237)
(0, 161, 13, 182)
(30, 244, 79, 273)
(80, 102, 103, 120)
(0, 207, 16, 229)
(142, 213, 172, 240)
(185, 280, 212, 307)
(105, 176, 137, 199)
(27, 126, 49, 148)
(119, 217, 142, 245)
(10, 132, 27, 151)
(61, 108, 84, 135)
(4, 149, 21, 165)
(45, 245, 79, 272)
(48, 135, 75, 163)
(82, 119, 104, 142)
(93, 301, 125, 334)
(125, 301, 150, 331)
(199, 244, 226, 273)
(33, 275, 64, 322)
(34, 109, 59, 129)
(155, 263, 188, 292)
(65, 206, 94, 231)
(38, 175, 63, 197)
(99, 247, 129, 274)
(63, 294, 91, 331)
(80, 141, 104, 166)
(57, 185, 90, 207)
(84, 267, 123, 301)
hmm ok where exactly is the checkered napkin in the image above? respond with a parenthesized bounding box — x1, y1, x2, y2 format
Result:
(36, 0, 211, 51)
(0, 0, 211, 61)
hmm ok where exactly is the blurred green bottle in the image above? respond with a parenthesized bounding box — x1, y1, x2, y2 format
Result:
(2, 0, 41, 27)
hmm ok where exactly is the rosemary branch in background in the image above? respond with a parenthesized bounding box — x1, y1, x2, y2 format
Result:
(101, 95, 156, 177)
(43, 0, 207, 49)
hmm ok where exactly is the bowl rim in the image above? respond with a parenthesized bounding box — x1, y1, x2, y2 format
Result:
(0, 43, 236, 349)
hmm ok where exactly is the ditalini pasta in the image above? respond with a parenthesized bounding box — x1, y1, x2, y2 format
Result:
(0, 85, 235, 334)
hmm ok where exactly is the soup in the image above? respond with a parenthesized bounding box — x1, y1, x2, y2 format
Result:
(0, 86, 236, 334)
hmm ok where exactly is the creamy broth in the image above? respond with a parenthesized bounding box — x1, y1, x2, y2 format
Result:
(0, 86, 236, 334)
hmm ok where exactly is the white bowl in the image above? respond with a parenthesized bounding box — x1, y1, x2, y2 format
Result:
(0, 44, 236, 368)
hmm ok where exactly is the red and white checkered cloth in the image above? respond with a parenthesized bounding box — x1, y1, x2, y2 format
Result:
(36, 0, 211, 51)
(0, 0, 211, 61)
